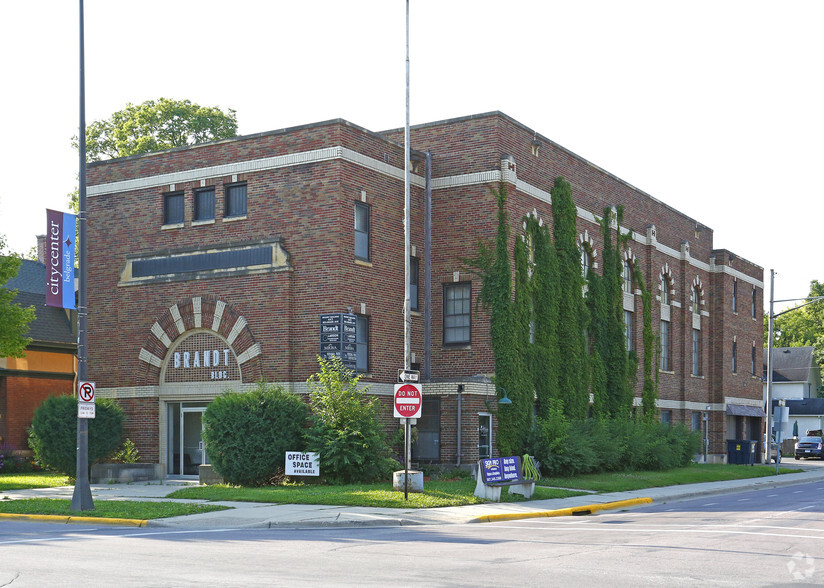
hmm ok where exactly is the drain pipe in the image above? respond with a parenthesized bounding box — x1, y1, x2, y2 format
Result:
(457, 384, 464, 466)
(424, 150, 432, 381)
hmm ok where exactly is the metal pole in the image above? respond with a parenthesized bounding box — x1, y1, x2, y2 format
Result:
(765, 269, 775, 465)
(403, 0, 411, 501)
(71, 0, 93, 511)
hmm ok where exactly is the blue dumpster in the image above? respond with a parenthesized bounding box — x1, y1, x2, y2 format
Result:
(727, 439, 756, 465)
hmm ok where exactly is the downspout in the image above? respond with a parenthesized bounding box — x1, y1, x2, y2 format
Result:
(424, 150, 432, 381)
(457, 384, 463, 466)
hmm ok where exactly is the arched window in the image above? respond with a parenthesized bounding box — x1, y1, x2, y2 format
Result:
(660, 275, 669, 305)
(623, 261, 633, 293)
(692, 286, 701, 314)
(580, 247, 591, 278)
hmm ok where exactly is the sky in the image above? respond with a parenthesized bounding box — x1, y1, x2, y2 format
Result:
(1, 1, 821, 311)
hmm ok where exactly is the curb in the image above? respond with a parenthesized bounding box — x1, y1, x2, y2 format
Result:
(0, 512, 147, 527)
(470, 497, 654, 523)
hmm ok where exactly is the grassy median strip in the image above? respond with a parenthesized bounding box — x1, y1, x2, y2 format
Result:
(0, 498, 229, 520)
(539, 463, 802, 493)
(168, 480, 587, 508)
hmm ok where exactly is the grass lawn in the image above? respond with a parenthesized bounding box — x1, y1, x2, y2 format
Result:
(0, 498, 229, 520)
(539, 463, 802, 493)
(0, 472, 71, 491)
(168, 479, 587, 508)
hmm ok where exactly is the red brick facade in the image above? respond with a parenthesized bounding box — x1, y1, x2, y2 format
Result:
(85, 112, 764, 473)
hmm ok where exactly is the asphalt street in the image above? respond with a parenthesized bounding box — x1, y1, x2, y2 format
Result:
(1, 476, 823, 586)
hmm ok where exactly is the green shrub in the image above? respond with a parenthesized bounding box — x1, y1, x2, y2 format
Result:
(526, 416, 701, 477)
(28, 395, 123, 477)
(305, 357, 398, 484)
(112, 438, 140, 464)
(202, 382, 308, 486)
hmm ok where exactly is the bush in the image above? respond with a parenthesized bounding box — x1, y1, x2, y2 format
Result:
(28, 395, 123, 477)
(202, 382, 308, 486)
(305, 357, 398, 484)
(526, 415, 701, 477)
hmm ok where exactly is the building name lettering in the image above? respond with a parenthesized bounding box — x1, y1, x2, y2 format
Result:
(174, 349, 231, 370)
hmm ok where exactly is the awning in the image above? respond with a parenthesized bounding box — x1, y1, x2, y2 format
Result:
(726, 404, 766, 418)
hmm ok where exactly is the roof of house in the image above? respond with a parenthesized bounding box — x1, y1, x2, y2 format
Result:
(773, 397, 824, 416)
(2, 258, 75, 347)
(764, 346, 818, 383)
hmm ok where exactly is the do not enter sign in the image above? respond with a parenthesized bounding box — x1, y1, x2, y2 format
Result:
(394, 383, 422, 419)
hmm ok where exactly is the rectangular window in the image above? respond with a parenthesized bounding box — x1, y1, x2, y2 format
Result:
(752, 287, 757, 318)
(661, 410, 672, 426)
(732, 280, 738, 313)
(732, 341, 737, 373)
(410, 257, 419, 312)
(194, 187, 215, 222)
(624, 310, 633, 352)
(692, 329, 701, 376)
(356, 315, 369, 372)
(355, 202, 370, 260)
(478, 413, 492, 459)
(444, 282, 471, 345)
(225, 183, 247, 218)
(163, 191, 184, 225)
(692, 412, 701, 431)
(751, 345, 756, 376)
(660, 320, 670, 371)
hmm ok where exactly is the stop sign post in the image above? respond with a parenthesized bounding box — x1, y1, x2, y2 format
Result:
(394, 383, 422, 419)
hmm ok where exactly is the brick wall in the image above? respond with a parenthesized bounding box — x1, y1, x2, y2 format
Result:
(0, 375, 73, 450)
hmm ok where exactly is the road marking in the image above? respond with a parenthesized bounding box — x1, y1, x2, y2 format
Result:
(738, 498, 751, 501)
(702, 503, 717, 506)
(490, 524, 824, 540)
(767, 494, 778, 497)
(793, 490, 803, 494)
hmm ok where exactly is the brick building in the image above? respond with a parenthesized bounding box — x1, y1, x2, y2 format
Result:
(1, 256, 76, 453)
(85, 111, 764, 476)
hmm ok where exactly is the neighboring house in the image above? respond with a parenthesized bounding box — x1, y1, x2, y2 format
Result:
(85, 111, 764, 475)
(0, 250, 76, 452)
(765, 346, 823, 440)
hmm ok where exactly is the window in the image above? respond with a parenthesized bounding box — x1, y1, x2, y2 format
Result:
(752, 287, 757, 318)
(478, 413, 492, 459)
(225, 183, 247, 218)
(660, 320, 670, 371)
(163, 192, 184, 225)
(661, 410, 672, 426)
(692, 286, 701, 314)
(354, 202, 370, 260)
(732, 279, 738, 313)
(444, 282, 471, 344)
(692, 328, 701, 376)
(732, 341, 737, 373)
(356, 315, 369, 372)
(410, 257, 419, 312)
(660, 276, 669, 305)
(623, 261, 633, 293)
(751, 344, 757, 376)
(692, 412, 701, 432)
(624, 310, 633, 352)
(194, 187, 215, 222)
(580, 247, 590, 278)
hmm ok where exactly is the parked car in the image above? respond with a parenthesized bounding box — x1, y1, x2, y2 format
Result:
(794, 436, 824, 459)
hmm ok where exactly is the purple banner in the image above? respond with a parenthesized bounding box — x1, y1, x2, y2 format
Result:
(45, 209, 76, 309)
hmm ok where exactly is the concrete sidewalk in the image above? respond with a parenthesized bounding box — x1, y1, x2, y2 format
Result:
(3, 466, 824, 529)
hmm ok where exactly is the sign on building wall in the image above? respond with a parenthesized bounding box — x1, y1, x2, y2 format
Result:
(319, 313, 357, 369)
(164, 332, 240, 383)
(45, 209, 76, 309)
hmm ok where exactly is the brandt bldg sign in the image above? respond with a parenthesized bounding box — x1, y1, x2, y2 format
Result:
(164, 332, 240, 383)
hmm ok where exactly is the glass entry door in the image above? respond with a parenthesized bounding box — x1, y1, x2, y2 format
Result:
(167, 403, 209, 476)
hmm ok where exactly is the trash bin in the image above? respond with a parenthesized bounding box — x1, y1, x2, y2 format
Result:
(727, 440, 756, 465)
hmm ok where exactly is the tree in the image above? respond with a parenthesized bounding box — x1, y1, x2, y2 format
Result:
(766, 280, 824, 396)
(0, 235, 35, 358)
(76, 97, 238, 162)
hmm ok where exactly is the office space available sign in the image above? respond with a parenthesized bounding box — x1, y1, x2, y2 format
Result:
(45, 209, 76, 309)
(285, 452, 320, 476)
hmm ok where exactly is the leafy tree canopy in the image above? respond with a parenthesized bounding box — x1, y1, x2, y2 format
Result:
(0, 234, 35, 357)
(765, 280, 824, 395)
(76, 97, 238, 162)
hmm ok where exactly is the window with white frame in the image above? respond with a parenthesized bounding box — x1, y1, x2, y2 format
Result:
(752, 287, 757, 318)
(580, 247, 590, 278)
(732, 279, 738, 313)
(444, 282, 471, 344)
(356, 315, 369, 372)
(624, 310, 633, 352)
(692, 328, 701, 376)
(194, 187, 215, 222)
(623, 261, 633, 293)
(660, 275, 670, 305)
(354, 202, 370, 261)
